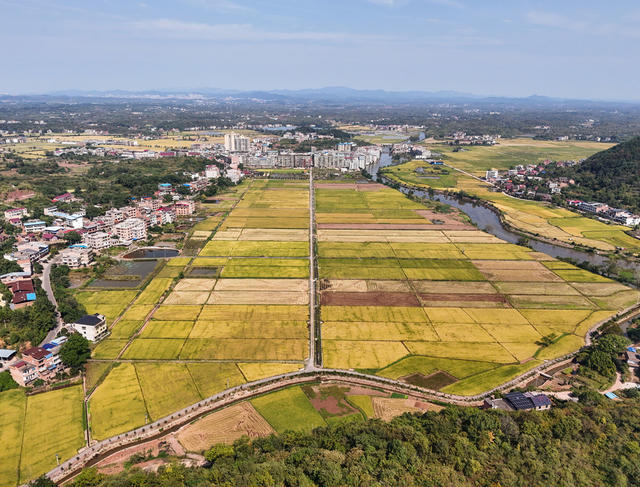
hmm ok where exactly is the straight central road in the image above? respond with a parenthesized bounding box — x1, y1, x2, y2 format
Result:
(306, 167, 317, 371)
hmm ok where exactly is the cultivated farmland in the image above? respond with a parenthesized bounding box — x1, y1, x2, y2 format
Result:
(86, 180, 310, 440)
(315, 181, 638, 394)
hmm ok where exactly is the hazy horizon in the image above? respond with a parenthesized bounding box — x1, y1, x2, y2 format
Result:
(2, 0, 639, 100)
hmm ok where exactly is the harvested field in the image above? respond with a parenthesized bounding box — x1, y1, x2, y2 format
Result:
(177, 402, 274, 451)
(173, 279, 217, 292)
(508, 294, 595, 309)
(476, 267, 563, 282)
(372, 397, 420, 421)
(214, 278, 308, 292)
(321, 292, 420, 306)
(164, 291, 211, 305)
(570, 282, 634, 296)
(199, 304, 308, 321)
(208, 291, 308, 305)
(493, 281, 580, 295)
(412, 281, 496, 294)
(419, 293, 507, 303)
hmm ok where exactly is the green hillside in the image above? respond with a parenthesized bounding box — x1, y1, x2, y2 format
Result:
(557, 136, 640, 211)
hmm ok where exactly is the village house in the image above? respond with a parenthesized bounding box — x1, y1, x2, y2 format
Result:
(5, 279, 36, 309)
(59, 246, 93, 268)
(0, 349, 17, 370)
(483, 391, 552, 411)
(70, 313, 107, 342)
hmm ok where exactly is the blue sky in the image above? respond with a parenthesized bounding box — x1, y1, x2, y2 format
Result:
(1, 0, 639, 99)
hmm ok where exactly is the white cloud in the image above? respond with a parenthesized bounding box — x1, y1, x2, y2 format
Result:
(128, 19, 385, 43)
(526, 10, 640, 39)
(426, 0, 463, 8)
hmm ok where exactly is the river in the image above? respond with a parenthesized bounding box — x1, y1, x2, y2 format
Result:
(366, 150, 640, 276)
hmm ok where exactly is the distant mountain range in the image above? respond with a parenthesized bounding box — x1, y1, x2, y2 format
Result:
(4, 87, 632, 106)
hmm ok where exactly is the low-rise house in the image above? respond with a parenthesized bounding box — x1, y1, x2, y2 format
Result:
(52, 192, 75, 203)
(5, 279, 36, 309)
(20, 346, 60, 380)
(483, 392, 552, 411)
(9, 360, 38, 386)
(0, 349, 16, 370)
(70, 313, 107, 342)
(23, 220, 46, 233)
(59, 246, 93, 268)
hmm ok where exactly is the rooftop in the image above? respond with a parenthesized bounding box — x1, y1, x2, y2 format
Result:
(74, 314, 104, 327)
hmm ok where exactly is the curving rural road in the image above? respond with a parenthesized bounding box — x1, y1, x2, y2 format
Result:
(40, 259, 65, 346)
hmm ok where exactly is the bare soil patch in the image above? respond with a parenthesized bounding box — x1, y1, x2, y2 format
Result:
(321, 291, 420, 306)
(419, 293, 507, 303)
(401, 371, 458, 390)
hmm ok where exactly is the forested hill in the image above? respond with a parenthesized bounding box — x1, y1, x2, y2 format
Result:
(62, 396, 640, 487)
(557, 136, 640, 211)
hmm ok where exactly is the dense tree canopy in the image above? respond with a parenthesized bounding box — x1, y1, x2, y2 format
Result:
(66, 396, 640, 487)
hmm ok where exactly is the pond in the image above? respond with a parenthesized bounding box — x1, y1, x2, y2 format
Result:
(90, 260, 159, 288)
(123, 248, 180, 259)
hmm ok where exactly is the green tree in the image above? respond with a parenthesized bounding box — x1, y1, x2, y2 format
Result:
(63, 231, 82, 244)
(59, 333, 91, 370)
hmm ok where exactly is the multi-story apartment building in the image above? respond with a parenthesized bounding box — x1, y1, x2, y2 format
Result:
(114, 218, 147, 241)
(3, 207, 28, 220)
(174, 200, 195, 216)
(224, 132, 250, 152)
(59, 246, 93, 268)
